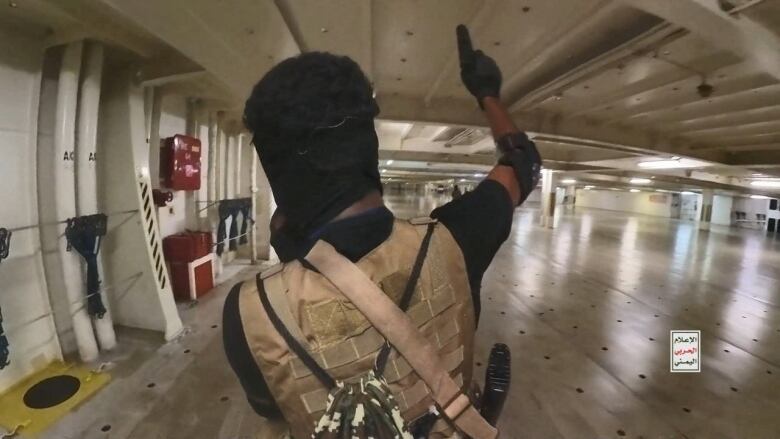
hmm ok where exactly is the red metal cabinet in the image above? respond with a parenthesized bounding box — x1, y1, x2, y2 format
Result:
(160, 134, 201, 190)
(162, 232, 211, 262)
(163, 232, 214, 301)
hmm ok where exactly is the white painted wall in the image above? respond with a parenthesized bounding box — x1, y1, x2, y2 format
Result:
(711, 195, 733, 226)
(575, 189, 672, 217)
(733, 196, 770, 229)
(0, 29, 62, 392)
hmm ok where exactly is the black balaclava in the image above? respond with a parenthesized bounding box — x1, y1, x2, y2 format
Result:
(244, 52, 382, 258)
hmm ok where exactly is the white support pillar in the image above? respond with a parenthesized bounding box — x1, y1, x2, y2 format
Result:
(54, 41, 100, 362)
(540, 169, 557, 229)
(76, 41, 117, 352)
(700, 189, 714, 231)
(184, 98, 199, 230)
(565, 184, 577, 208)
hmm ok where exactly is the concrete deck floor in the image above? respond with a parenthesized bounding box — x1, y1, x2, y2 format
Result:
(40, 196, 780, 439)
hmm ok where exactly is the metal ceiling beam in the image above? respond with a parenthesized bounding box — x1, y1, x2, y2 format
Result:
(689, 142, 780, 152)
(506, 23, 684, 111)
(273, 0, 308, 52)
(567, 54, 744, 118)
(725, 150, 780, 167)
(378, 150, 493, 166)
(377, 94, 727, 162)
(617, 0, 780, 81)
(680, 119, 780, 139)
(663, 103, 780, 133)
(500, 0, 617, 106)
(611, 75, 779, 123)
(39, 0, 161, 57)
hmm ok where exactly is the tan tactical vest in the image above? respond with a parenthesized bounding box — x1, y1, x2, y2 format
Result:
(238, 218, 476, 439)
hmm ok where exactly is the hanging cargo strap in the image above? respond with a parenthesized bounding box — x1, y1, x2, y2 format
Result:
(217, 198, 253, 255)
(238, 199, 254, 245)
(0, 229, 9, 368)
(0, 306, 8, 369)
(0, 228, 10, 265)
(65, 213, 108, 318)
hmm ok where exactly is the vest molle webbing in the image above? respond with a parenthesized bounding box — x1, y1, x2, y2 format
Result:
(238, 218, 476, 439)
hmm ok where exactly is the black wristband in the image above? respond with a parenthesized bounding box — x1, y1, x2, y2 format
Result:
(495, 132, 541, 205)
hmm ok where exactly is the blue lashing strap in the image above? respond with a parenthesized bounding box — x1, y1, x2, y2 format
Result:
(0, 306, 8, 369)
(65, 214, 108, 318)
(0, 228, 10, 368)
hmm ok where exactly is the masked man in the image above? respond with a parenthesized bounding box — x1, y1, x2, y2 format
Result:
(223, 26, 541, 438)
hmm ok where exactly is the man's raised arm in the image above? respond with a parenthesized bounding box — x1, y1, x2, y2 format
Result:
(456, 24, 542, 206)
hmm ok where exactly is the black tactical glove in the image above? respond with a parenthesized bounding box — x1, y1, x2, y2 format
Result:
(457, 24, 502, 108)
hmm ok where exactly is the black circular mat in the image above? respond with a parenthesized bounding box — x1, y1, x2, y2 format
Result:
(23, 375, 81, 409)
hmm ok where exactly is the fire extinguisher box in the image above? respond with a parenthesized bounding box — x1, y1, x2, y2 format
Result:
(160, 134, 202, 190)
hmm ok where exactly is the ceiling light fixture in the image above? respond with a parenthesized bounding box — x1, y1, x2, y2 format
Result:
(629, 188, 640, 193)
(630, 178, 652, 184)
(750, 180, 780, 188)
(561, 178, 577, 184)
(750, 195, 770, 200)
(680, 191, 696, 195)
(386, 160, 394, 165)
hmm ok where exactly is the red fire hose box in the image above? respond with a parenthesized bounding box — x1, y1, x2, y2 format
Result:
(160, 134, 202, 190)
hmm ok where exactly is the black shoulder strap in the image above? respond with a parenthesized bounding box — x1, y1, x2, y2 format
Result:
(256, 276, 336, 389)
(375, 222, 436, 375)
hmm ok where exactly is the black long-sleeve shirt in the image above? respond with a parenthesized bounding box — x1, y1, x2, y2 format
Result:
(222, 179, 514, 417)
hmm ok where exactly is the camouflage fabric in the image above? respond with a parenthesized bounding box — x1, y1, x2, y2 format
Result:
(312, 370, 412, 439)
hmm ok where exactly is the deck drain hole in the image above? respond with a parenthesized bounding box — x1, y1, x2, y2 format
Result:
(682, 407, 691, 413)
(572, 326, 578, 329)
(544, 356, 551, 360)
(220, 396, 229, 402)
(730, 387, 738, 392)
(23, 375, 81, 409)
(767, 370, 772, 375)
(500, 311, 505, 315)
(147, 382, 156, 388)
(184, 349, 191, 354)
(519, 330, 525, 334)
(654, 315, 659, 318)
(752, 338, 758, 342)
(601, 347, 608, 351)
(101, 425, 112, 432)
(617, 430, 626, 437)
(211, 324, 218, 329)
(476, 362, 482, 367)
(617, 320, 622, 323)
(575, 388, 584, 393)
(638, 374, 646, 379)
(649, 338, 655, 341)
(724, 349, 730, 353)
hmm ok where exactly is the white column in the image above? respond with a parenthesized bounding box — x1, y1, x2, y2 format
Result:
(700, 189, 714, 230)
(565, 184, 576, 208)
(540, 169, 557, 229)
(55, 41, 99, 362)
(76, 41, 117, 351)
